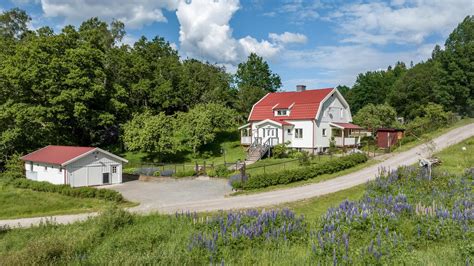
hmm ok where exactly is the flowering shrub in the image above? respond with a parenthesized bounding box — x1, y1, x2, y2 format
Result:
(186, 209, 306, 262)
(190, 166, 472, 264)
(310, 166, 473, 264)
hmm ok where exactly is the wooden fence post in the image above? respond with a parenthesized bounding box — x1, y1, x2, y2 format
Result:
(240, 161, 246, 183)
(203, 161, 206, 173)
(195, 161, 198, 172)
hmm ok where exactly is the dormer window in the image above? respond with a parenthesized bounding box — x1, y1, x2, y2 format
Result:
(275, 109, 289, 116)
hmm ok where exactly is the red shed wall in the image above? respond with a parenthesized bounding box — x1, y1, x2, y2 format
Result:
(377, 131, 400, 148)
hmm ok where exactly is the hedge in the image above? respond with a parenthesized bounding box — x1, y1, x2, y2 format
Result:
(5, 177, 124, 202)
(236, 153, 368, 190)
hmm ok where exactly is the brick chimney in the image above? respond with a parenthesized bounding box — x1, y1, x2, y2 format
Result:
(296, 85, 306, 92)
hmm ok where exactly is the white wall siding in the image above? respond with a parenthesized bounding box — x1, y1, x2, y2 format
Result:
(66, 151, 123, 187)
(315, 121, 333, 149)
(318, 93, 352, 124)
(25, 162, 64, 185)
(288, 120, 314, 148)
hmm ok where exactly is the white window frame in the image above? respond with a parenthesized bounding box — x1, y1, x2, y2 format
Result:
(322, 128, 327, 137)
(112, 166, 117, 174)
(275, 109, 289, 116)
(295, 128, 303, 139)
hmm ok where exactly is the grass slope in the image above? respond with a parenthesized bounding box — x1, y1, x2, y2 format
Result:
(0, 182, 136, 220)
(123, 131, 246, 167)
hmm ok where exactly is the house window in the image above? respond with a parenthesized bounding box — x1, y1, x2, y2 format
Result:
(322, 129, 327, 137)
(262, 129, 266, 138)
(295, 128, 303, 138)
(287, 128, 292, 135)
(44, 166, 47, 171)
(276, 109, 289, 116)
(112, 166, 117, 173)
(30, 163, 33, 171)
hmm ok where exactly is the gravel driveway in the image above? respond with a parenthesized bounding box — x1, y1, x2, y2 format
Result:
(108, 177, 232, 213)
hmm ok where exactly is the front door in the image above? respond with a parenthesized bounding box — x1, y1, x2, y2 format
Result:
(102, 173, 110, 184)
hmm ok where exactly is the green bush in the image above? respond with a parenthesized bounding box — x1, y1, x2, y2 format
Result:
(174, 170, 196, 177)
(237, 153, 368, 190)
(1, 153, 25, 180)
(5, 178, 124, 202)
(122, 168, 137, 174)
(94, 206, 134, 233)
(214, 164, 232, 177)
(206, 168, 217, 177)
(272, 142, 289, 158)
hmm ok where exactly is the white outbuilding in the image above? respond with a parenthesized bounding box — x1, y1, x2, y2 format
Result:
(21, 145, 128, 187)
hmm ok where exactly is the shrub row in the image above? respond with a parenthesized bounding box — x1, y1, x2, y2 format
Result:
(236, 153, 368, 190)
(174, 170, 196, 178)
(6, 178, 124, 202)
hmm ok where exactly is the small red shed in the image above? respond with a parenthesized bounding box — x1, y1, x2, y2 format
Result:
(376, 128, 405, 148)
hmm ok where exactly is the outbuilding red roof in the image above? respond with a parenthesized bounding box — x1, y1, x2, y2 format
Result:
(21, 145, 95, 165)
(249, 88, 334, 121)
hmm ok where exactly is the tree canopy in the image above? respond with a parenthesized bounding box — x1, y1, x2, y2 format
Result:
(344, 15, 473, 119)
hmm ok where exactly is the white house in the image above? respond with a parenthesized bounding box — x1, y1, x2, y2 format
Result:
(21, 145, 128, 187)
(239, 85, 364, 158)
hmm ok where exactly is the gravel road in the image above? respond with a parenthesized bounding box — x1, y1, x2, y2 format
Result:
(1, 123, 472, 228)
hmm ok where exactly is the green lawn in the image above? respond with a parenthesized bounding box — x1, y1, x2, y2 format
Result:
(434, 136, 473, 174)
(277, 184, 366, 221)
(0, 183, 136, 220)
(123, 131, 246, 169)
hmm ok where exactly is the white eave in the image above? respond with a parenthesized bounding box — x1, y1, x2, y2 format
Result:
(61, 148, 129, 166)
(238, 123, 251, 130)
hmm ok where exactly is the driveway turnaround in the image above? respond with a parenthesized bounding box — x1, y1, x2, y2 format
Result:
(1, 123, 473, 228)
(108, 177, 232, 212)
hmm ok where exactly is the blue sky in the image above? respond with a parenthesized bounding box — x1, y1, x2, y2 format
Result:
(2, 0, 473, 90)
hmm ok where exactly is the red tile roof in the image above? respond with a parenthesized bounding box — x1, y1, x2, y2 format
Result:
(274, 120, 293, 126)
(249, 88, 334, 121)
(21, 145, 95, 165)
(332, 123, 363, 129)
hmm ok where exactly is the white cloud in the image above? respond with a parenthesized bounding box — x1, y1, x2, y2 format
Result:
(283, 43, 436, 86)
(176, 0, 302, 64)
(329, 0, 474, 45)
(266, 0, 325, 23)
(269, 32, 308, 44)
(40, 0, 178, 28)
(29, 0, 306, 65)
(118, 34, 138, 46)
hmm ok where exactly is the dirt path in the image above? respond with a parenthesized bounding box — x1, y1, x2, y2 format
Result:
(1, 123, 472, 228)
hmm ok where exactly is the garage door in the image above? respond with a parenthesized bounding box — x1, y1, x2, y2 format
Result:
(70, 166, 106, 187)
(87, 166, 103, 186)
(70, 167, 88, 187)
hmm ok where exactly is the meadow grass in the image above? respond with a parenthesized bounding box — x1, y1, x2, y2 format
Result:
(0, 183, 136, 220)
